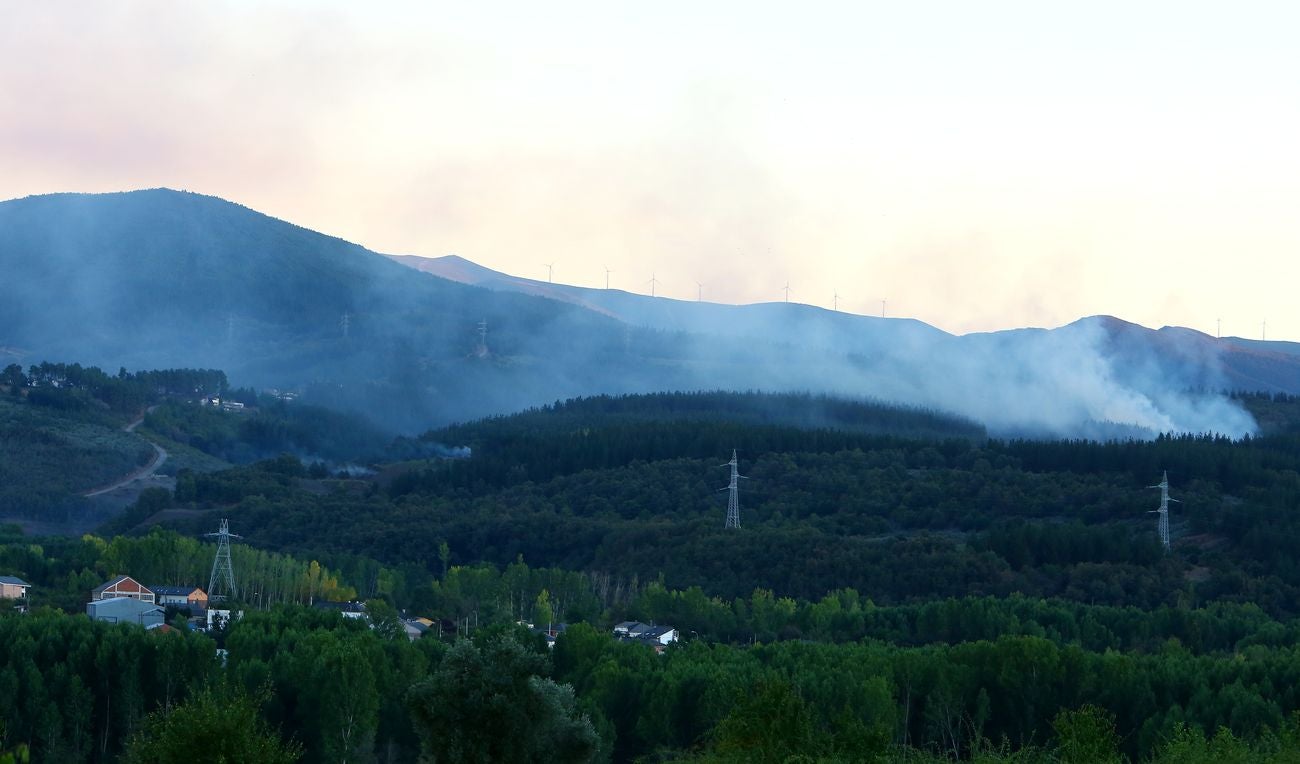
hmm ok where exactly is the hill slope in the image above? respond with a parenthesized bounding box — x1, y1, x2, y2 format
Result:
(0, 189, 1285, 437)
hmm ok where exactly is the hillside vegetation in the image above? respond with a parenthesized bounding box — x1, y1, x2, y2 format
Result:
(125, 390, 1300, 614)
(10, 385, 1300, 761)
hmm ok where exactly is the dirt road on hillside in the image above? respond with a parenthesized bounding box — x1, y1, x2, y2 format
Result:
(83, 406, 168, 497)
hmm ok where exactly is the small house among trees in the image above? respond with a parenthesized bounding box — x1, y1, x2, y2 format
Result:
(613, 621, 679, 651)
(0, 575, 30, 600)
(0, 575, 30, 612)
(150, 584, 208, 613)
(92, 575, 155, 603)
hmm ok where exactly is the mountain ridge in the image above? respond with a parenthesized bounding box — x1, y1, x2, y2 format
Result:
(2, 188, 1292, 438)
(392, 252, 1300, 398)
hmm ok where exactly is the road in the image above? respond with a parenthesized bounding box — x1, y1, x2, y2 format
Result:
(83, 406, 169, 497)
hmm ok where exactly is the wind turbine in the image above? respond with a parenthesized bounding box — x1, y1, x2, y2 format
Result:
(543, 262, 555, 283)
(783, 282, 791, 303)
(696, 281, 703, 302)
(648, 273, 660, 298)
(833, 291, 839, 312)
(604, 266, 613, 290)
(880, 298, 887, 318)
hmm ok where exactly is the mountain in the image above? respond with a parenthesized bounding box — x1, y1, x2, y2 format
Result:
(0, 190, 655, 430)
(393, 253, 1300, 436)
(388, 253, 950, 352)
(393, 254, 1300, 400)
(2, 189, 1295, 438)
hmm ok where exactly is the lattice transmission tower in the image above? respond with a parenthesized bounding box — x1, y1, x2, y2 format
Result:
(1148, 471, 1179, 551)
(719, 450, 747, 529)
(206, 518, 242, 601)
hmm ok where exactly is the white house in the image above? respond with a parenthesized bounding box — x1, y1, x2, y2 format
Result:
(613, 621, 679, 647)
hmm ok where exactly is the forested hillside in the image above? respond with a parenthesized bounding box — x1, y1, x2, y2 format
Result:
(8, 389, 1300, 761)
(117, 390, 1300, 615)
(0, 364, 225, 518)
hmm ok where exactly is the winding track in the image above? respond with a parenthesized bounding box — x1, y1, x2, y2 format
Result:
(82, 406, 168, 497)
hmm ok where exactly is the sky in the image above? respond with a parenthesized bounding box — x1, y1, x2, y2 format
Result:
(2, 1, 1298, 339)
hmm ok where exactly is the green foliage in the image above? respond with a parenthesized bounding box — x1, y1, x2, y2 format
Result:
(121, 685, 301, 764)
(407, 634, 598, 763)
(0, 397, 154, 516)
(711, 680, 818, 763)
(0, 363, 227, 518)
(1053, 705, 1122, 764)
(0, 610, 217, 762)
(145, 397, 391, 464)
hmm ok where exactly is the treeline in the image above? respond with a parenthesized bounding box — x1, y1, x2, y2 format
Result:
(16, 526, 1296, 661)
(180, 450, 1194, 605)
(9, 604, 1300, 763)
(105, 390, 1300, 614)
(554, 625, 1300, 763)
(0, 525, 355, 613)
(4, 362, 227, 415)
(393, 392, 984, 498)
(433, 391, 986, 442)
(0, 606, 592, 763)
(144, 397, 392, 464)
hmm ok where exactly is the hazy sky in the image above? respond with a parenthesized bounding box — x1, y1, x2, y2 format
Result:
(3, 2, 1297, 338)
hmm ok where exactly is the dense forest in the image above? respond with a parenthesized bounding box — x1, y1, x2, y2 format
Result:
(8, 594, 1300, 762)
(7, 384, 1300, 761)
(125, 391, 1300, 615)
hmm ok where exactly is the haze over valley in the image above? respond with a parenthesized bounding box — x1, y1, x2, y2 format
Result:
(2, 188, 1292, 440)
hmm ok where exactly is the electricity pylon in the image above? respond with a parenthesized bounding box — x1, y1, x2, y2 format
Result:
(719, 450, 747, 529)
(206, 519, 242, 601)
(1148, 471, 1179, 551)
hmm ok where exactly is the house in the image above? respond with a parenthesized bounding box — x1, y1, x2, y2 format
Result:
(613, 621, 679, 651)
(206, 608, 243, 631)
(613, 620, 648, 637)
(313, 600, 367, 620)
(524, 621, 568, 649)
(402, 617, 435, 641)
(92, 576, 155, 604)
(87, 597, 166, 627)
(150, 585, 208, 613)
(1, 575, 30, 612)
(0, 575, 31, 601)
(639, 625, 678, 646)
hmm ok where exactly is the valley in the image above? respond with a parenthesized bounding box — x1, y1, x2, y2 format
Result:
(3, 194, 1300, 763)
